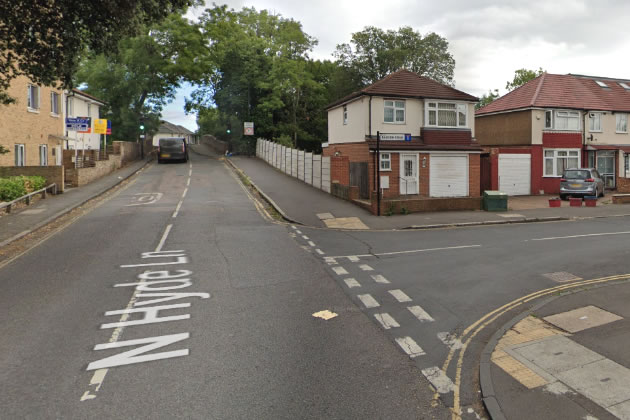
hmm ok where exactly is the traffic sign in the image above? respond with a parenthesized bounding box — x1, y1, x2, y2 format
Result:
(94, 119, 108, 134)
(66, 117, 91, 132)
(244, 121, 254, 135)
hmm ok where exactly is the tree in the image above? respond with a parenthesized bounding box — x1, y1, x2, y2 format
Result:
(476, 89, 500, 109)
(505, 68, 545, 91)
(333, 26, 456, 86)
(0, 0, 196, 105)
(75, 13, 207, 141)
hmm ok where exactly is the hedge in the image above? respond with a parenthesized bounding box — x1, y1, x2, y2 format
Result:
(0, 175, 47, 202)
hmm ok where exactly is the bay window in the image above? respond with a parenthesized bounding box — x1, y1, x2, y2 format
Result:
(426, 101, 468, 128)
(544, 149, 580, 177)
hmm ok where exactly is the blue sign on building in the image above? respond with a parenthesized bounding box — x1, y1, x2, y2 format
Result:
(405, 133, 412, 141)
(65, 117, 91, 131)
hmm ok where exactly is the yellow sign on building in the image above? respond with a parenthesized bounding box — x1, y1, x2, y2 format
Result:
(94, 119, 108, 134)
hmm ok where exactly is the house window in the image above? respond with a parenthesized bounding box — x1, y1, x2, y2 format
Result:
(545, 109, 580, 131)
(426, 101, 468, 128)
(15, 144, 25, 166)
(587, 150, 595, 168)
(67, 97, 74, 117)
(544, 149, 580, 177)
(87, 103, 92, 118)
(625, 154, 629, 177)
(380, 153, 391, 171)
(384, 100, 405, 123)
(616, 113, 628, 133)
(589, 112, 602, 132)
(39, 145, 48, 166)
(50, 92, 60, 115)
(343, 106, 348, 125)
(27, 84, 40, 110)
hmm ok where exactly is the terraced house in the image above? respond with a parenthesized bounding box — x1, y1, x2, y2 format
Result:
(476, 73, 630, 195)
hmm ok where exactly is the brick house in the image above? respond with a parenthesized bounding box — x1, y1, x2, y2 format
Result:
(0, 76, 65, 167)
(476, 73, 630, 195)
(323, 69, 482, 214)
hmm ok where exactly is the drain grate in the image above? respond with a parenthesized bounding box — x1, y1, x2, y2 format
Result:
(542, 271, 582, 283)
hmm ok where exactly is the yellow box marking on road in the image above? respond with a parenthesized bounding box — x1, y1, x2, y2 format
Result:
(492, 316, 566, 389)
(323, 217, 369, 230)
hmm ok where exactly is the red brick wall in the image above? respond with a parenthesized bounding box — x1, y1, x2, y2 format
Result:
(422, 128, 472, 145)
(323, 142, 370, 161)
(330, 156, 349, 186)
(419, 153, 430, 196)
(542, 132, 582, 148)
(469, 154, 481, 197)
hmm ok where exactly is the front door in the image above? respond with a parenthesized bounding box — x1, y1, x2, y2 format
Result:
(400, 154, 418, 195)
(597, 150, 616, 189)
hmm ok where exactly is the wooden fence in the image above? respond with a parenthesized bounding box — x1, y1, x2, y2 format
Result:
(256, 139, 330, 193)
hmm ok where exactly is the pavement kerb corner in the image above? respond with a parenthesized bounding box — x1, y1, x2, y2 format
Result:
(0, 159, 152, 249)
(224, 157, 305, 226)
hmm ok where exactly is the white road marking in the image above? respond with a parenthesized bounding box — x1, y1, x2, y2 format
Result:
(182, 187, 188, 198)
(296, 230, 302, 234)
(328, 245, 481, 259)
(395, 336, 425, 357)
(531, 231, 630, 241)
(302, 235, 309, 240)
(324, 257, 337, 265)
(408, 305, 435, 322)
(437, 332, 463, 350)
(357, 294, 380, 308)
(125, 192, 163, 206)
(172, 201, 183, 218)
(359, 264, 374, 271)
(186, 178, 190, 186)
(348, 256, 360, 262)
(308, 241, 316, 247)
(374, 313, 400, 330)
(389, 289, 412, 302)
(291, 225, 297, 230)
(155, 224, 173, 252)
(188, 169, 192, 176)
(344, 278, 361, 288)
(332, 266, 349, 276)
(315, 249, 324, 255)
(421, 366, 455, 393)
(371, 274, 390, 284)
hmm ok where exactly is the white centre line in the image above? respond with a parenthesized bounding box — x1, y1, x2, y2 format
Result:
(332, 266, 349, 276)
(395, 336, 425, 357)
(172, 201, 183, 218)
(344, 278, 361, 288)
(371, 274, 390, 284)
(308, 241, 316, 247)
(186, 178, 190, 186)
(328, 245, 482, 259)
(302, 235, 309, 240)
(188, 169, 192, 177)
(359, 264, 374, 271)
(81, 222, 174, 401)
(408, 305, 435, 322)
(374, 313, 400, 330)
(182, 187, 189, 198)
(296, 230, 302, 234)
(389, 289, 412, 302)
(357, 294, 380, 308)
(315, 249, 325, 255)
(531, 231, 630, 241)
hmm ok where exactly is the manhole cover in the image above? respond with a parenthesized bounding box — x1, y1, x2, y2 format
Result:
(542, 271, 582, 283)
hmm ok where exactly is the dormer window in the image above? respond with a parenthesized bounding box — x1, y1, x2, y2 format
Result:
(595, 80, 609, 88)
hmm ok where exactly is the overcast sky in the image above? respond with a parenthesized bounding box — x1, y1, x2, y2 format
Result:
(165, 0, 630, 131)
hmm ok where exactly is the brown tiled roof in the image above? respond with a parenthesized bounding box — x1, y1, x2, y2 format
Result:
(71, 88, 105, 105)
(326, 69, 478, 110)
(476, 73, 630, 115)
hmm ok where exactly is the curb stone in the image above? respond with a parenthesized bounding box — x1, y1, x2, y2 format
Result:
(0, 159, 152, 249)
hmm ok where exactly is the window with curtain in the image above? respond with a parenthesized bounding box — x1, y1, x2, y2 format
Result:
(617, 113, 628, 133)
(426, 101, 468, 127)
(544, 149, 580, 176)
(589, 113, 602, 131)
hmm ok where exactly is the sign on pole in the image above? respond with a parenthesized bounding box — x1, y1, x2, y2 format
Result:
(65, 117, 91, 132)
(244, 121, 254, 136)
(94, 119, 108, 134)
(106, 120, 112, 135)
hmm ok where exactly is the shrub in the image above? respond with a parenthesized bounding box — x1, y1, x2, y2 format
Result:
(0, 178, 27, 201)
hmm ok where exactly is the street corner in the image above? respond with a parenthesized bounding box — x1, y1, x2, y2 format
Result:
(484, 297, 630, 420)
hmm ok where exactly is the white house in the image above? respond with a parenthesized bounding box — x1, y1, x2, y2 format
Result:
(63, 89, 105, 150)
(152, 121, 195, 146)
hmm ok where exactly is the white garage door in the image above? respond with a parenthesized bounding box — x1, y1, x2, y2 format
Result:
(499, 154, 531, 195)
(430, 155, 468, 197)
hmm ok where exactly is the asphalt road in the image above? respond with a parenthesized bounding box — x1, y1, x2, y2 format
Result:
(0, 152, 449, 419)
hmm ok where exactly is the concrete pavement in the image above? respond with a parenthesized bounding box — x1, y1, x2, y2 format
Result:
(229, 155, 630, 230)
(0, 158, 151, 248)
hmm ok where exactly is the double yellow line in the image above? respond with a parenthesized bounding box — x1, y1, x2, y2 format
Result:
(434, 273, 630, 419)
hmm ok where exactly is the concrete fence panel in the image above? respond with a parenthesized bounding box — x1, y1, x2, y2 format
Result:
(297, 151, 305, 181)
(312, 155, 322, 189)
(276, 144, 282, 169)
(322, 156, 331, 193)
(291, 149, 298, 177)
(285, 148, 291, 174)
(305, 152, 313, 185)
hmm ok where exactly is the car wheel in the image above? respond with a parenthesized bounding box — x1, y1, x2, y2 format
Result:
(560, 194, 567, 201)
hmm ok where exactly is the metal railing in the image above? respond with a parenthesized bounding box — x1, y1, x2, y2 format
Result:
(0, 183, 57, 214)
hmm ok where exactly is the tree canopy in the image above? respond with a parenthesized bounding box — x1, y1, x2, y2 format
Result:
(0, 0, 196, 104)
(333, 26, 456, 86)
(505, 67, 545, 91)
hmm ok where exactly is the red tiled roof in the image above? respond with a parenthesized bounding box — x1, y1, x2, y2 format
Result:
(326, 69, 478, 110)
(72, 88, 106, 105)
(476, 73, 630, 115)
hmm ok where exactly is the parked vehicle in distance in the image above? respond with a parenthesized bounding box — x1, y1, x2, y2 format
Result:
(157, 137, 188, 163)
(559, 168, 604, 200)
